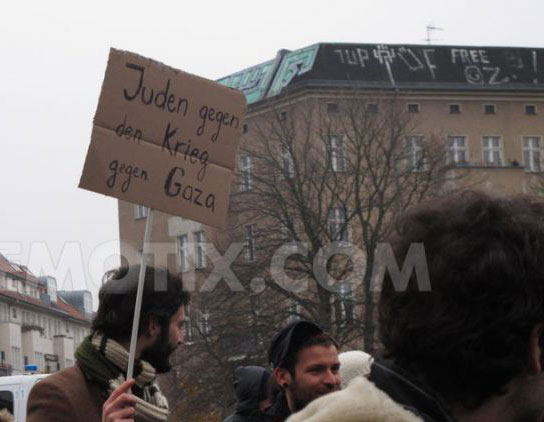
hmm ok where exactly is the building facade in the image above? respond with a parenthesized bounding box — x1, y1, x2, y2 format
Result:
(117, 42, 544, 420)
(119, 41, 544, 303)
(118, 43, 544, 344)
(0, 254, 92, 376)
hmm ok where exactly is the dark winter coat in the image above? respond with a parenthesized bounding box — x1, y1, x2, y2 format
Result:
(254, 392, 291, 422)
(368, 361, 455, 422)
(223, 366, 271, 422)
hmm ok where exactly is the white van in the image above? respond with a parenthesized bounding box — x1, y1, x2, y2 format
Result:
(0, 374, 48, 422)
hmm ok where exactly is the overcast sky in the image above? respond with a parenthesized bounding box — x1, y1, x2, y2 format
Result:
(2, 0, 543, 309)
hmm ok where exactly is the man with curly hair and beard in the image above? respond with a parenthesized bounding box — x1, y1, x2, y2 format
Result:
(27, 265, 189, 422)
(287, 191, 544, 422)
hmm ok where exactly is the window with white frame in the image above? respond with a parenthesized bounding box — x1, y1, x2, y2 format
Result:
(178, 234, 190, 272)
(484, 104, 496, 114)
(244, 224, 257, 262)
(405, 136, 427, 171)
(449, 104, 461, 114)
(367, 103, 378, 113)
(407, 103, 420, 113)
(447, 136, 467, 164)
(199, 303, 210, 338)
(525, 104, 537, 115)
(11, 346, 21, 370)
(325, 135, 346, 172)
(327, 102, 339, 113)
(288, 299, 302, 322)
(279, 142, 295, 178)
(239, 154, 253, 191)
(335, 283, 354, 327)
(482, 136, 503, 166)
(523, 136, 542, 172)
(328, 207, 349, 241)
(134, 205, 148, 220)
(194, 231, 207, 269)
(184, 305, 193, 344)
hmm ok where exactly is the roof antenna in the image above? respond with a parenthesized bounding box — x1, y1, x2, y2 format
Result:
(424, 24, 444, 44)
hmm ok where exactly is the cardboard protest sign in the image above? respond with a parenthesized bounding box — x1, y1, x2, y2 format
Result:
(79, 48, 247, 229)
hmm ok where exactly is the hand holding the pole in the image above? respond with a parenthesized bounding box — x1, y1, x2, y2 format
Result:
(102, 379, 137, 422)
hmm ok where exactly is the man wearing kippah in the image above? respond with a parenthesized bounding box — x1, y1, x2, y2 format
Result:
(259, 320, 341, 422)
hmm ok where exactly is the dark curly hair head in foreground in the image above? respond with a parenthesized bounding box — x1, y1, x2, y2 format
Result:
(379, 190, 544, 410)
(92, 265, 190, 341)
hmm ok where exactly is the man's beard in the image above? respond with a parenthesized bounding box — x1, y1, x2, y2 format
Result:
(289, 380, 338, 412)
(140, 329, 177, 374)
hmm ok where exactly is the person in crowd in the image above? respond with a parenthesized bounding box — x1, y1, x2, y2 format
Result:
(27, 265, 189, 422)
(223, 366, 271, 422)
(0, 409, 13, 422)
(286, 191, 544, 422)
(338, 350, 373, 388)
(260, 320, 341, 422)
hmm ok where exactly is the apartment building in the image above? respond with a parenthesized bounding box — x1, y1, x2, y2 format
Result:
(0, 254, 92, 376)
(117, 42, 544, 342)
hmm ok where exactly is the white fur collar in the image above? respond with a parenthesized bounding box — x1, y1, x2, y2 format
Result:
(286, 376, 423, 422)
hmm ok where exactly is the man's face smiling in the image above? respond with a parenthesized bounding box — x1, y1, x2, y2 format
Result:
(282, 344, 341, 412)
(140, 306, 185, 373)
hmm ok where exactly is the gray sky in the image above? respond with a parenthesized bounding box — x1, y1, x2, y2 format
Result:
(2, 0, 543, 308)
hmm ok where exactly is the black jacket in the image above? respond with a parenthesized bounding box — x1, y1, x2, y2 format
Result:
(253, 392, 291, 422)
(369, 361, 456, 422)
(223, 366, 271, 422)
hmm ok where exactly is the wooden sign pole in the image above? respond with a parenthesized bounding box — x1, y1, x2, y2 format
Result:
(126, 207, 154, 380)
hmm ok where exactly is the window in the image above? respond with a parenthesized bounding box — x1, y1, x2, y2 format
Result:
(184, 305, 193, 344)
(482, 136, 503, 166)
(11, 308, 16, 319)
(244, 224, 257, 262)
(449, 104, 461, 114)
(279, 111, 288, 121)
(523, 136, 542, 172)
(178, 235, 190, 272)
(239, 154, 253, 191)
(11, 346, 21, 370)
(447, 136, 467, 164)
(328, 207, 349, 241)
(194, 231, 207, 269)
(242, 123, 248, 133)
(199, 303, 210, 338)
(0, 390, 14, 415)
(367, 103, 378, 113)
(288, 299, 302, 322)
(325, 135, 346, 172)
(335, 283, 354, 327)
(327, 102, 339, 113)
(484, 104, 496, 114)
(134, 205, 148, 220)
(407, 103, 420, 113)
(405, 136, 427, 172)
(279, 142, 295, 178)
(525, 104, 537, 115)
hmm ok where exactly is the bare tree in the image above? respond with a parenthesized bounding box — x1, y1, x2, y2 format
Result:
(162, 94, 461, 421)
(229, 94, 456, 353)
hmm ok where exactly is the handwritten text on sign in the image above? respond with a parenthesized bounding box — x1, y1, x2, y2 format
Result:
(79, 48, 247, 229)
